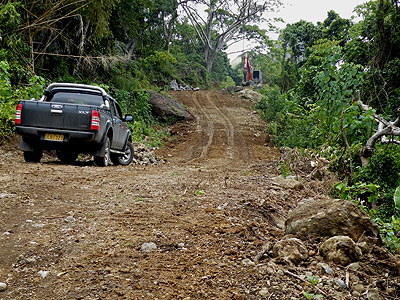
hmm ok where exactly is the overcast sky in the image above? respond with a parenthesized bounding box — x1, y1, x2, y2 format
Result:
(229, 0, 367, 62)
(275, 0, 367, 25)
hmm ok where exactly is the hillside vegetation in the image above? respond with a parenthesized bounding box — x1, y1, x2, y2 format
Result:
(2, 0, 400, 251)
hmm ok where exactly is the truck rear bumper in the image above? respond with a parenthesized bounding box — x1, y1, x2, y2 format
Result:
(16, 126, 98, 152)
(16, 126, 95, 141)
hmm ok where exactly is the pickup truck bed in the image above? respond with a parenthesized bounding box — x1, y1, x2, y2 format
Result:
(15, 83, 134, 166)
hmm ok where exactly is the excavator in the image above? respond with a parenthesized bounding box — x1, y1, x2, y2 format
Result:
(243, 52, 262, 86)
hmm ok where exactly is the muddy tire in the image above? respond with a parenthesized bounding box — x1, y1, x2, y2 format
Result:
(94, 137, 111, 167)
(24, 150, 43, 163)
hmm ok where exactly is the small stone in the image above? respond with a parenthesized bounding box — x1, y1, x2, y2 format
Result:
(141, 242, 157, 252)
(277, 269, 284, 276)
(317, 262, 334, 275)
(3, 231, 10, 236)
(367, 289, 382, 300)
(259, 287, 269, 297)
(352, 291, 361, 297)
(242, 258, 255, 266)
(26, 257, 37, 264)
(347, 262, 361, 272)
(0, 282, 7, 292)
(352, 283, 366, 293)
(38, 270, 49, 278)
(64, 216, 76, 223)
(334, 278, 347, 289)
(33, 223, 45, 229)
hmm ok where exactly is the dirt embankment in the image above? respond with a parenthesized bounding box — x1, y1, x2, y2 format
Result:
(0, 90, 398, 300)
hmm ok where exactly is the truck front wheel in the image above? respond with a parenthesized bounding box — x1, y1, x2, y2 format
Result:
(24, 150, 43, 163)
(94, 137, 111, 167)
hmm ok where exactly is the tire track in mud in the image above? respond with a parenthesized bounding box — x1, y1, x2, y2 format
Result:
(188, 92, 215, 161)
(188, 91, 236, 162)
(214, 92, 252, 162)
(169, 90, 263, 164)
(206, 91, 235, 159)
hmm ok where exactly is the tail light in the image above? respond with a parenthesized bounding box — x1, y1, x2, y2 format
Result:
(15, 104, 22, 124)
(90, 110, 100, 130)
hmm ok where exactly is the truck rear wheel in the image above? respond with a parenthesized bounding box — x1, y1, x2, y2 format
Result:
(24, 150, 43, 163)
(111, 141, 134, 166)
(94, 137, 110, 167)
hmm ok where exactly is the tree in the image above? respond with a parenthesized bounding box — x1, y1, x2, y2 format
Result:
(321, 10, 352, 45)
(181, 0, 281, 73)
(280, 20, 322, 66)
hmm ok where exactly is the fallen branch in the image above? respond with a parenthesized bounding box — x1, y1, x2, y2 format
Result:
(356, 91, 400, 166)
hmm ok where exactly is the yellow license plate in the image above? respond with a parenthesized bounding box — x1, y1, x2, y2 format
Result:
(44, 133, 64, 141)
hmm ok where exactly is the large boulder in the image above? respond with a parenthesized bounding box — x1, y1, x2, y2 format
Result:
(285, 198, 381, 246)
(148, 92, 193, 123)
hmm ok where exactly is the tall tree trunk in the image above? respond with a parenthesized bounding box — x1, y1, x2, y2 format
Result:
(205, 46, 217, 73)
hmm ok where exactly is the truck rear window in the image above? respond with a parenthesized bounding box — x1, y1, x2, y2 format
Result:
(47, 92, 104, 106)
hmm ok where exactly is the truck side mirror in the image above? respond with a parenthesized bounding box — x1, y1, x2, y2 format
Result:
(124, 114, 134, 122)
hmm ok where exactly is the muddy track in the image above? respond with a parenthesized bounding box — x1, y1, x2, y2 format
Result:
(0, 90, 291, 300)
(171, 90, 259, 164)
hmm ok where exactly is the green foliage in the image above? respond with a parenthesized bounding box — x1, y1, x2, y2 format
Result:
(334, 181, 380, 208)
(353, 146, 400, 219)
(0, 61, 12, 101)
(140, 51, 177, 81)
(218, 76, 235, 89)
(256, 86, 286, 122)
(303, 292, 324, 300)
(374, 216, 400, 253)
(394, 186, 400, 215)
(306, 275, 320, 285)
(355, 147, 400, 191)
(0, 60, 46, 143)
(278, 160, 292, 178)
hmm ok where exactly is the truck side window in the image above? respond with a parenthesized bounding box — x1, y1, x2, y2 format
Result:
(114, 102, 123, 120)
(110, 101, 116, 117)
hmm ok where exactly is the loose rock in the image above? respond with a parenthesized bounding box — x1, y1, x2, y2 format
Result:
(272, 176, 303, 190)
(272, 237, 308, 266)
(141, 242, 157, 252)
(259, 287, 269, 297)
(317, 262, 334, 275)
(0, 282, 7, 292)
(38, 270, 49, 278)
(320, 236, 362, 266)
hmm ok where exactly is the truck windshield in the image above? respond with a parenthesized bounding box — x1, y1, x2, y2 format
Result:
(47, 91, 104, 106)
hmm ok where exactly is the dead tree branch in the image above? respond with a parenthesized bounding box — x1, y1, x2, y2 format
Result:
(357, 90, 400, 166)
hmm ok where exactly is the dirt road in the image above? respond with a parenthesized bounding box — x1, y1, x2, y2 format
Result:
(0, 90, 319, 299)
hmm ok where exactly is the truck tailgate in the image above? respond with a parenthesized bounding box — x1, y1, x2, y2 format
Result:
(21, 101, 93, 131)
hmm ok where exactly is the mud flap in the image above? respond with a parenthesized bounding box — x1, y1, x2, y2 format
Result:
(19, 137, 36, 151)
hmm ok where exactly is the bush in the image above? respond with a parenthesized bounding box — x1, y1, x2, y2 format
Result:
(354, 146, 400, 218)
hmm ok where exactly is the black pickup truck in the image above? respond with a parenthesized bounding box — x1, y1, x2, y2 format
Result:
(15, 83, 134, 166)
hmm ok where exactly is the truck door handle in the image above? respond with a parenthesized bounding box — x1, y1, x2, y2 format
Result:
(51, 109, 63, 114)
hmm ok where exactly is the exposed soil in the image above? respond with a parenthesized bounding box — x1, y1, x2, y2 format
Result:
(0, 90, 399, 300)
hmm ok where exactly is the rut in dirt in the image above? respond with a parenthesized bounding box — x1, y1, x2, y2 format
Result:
(169, 90, 268, 165)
